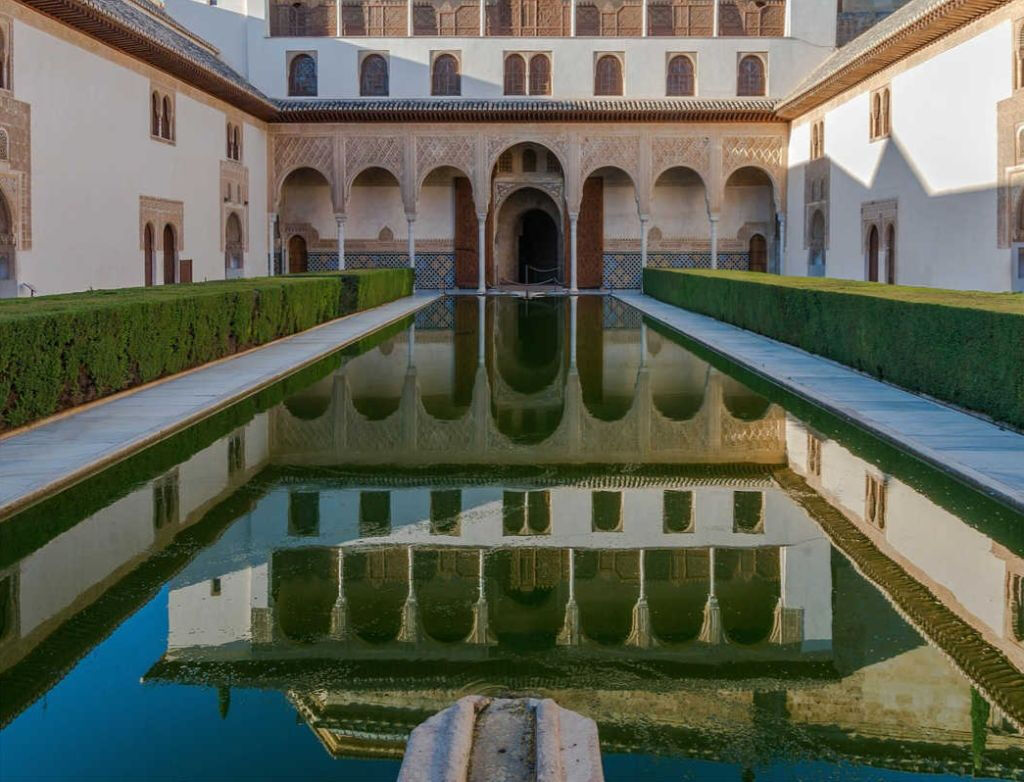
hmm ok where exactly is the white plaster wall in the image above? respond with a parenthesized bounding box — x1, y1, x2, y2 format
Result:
(721, 184, 773, 238)
(168, 566, 253, 648)
(786, 20, 1014, 290)
(603, 183, 640, 239)
(650, 182, 709, 237)
(347, 184, 407, 240)
(11, 14, 268, 296)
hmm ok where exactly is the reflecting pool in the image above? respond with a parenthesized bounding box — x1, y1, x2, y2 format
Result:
(1, 296, 1023, 781)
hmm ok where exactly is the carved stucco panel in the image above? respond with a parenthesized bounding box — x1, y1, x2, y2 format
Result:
(493, 179, 564, 214)
(220, 160, 249, 252)
(486, 134, 570, 174)
(722, 135, 785, 192)
(416, 135, 475, 185)
(273, 135, 334, 204)
(580, 134, 640, 183)
(344, 135, 404, 195)
(0, 91, 30, 249)
(650, 135, 711, 184)
(139, 196, 185, 251)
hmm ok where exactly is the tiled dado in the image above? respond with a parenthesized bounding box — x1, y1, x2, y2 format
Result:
(603, 251, 751, 289)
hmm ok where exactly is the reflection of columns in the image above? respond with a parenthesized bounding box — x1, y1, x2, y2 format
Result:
(699, 546, 722, 644)
(477, 296, 485, 367)
(330, 550, 348, 640)
(557, 548, 580, 646)
(407, 323, 416, 369)
(267, 212, 277, 276)
(640, 323, 648, 369)
(710, 214, 719, 270)
(398, 546, 419, 643)
(639, 215, 649, 290)
(569, 212, 579, 293)
(403, 327, 418, 449)
(406, 214, 417, 280)
(626, 549, 652, 648)
(569, 295, 578, 370)
(335, 213, 346, 271)
(706, 370, 723, 449)
(770, 548, 805, 645)
(477, 213, 487, 293)
(468, 548, 494, 645)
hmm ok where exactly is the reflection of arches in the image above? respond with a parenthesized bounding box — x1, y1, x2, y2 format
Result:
(647, 549, 708, 643)
(578, 295, 636, 421)
(748, 233, 767, 273)
(722, 375, 770, 421)
(715, 548, 780, 645)
(415, 549, 477, 643)
(488, 549, 566, 649)
(272, 548, 338, 643)
(162, 224, 177, 284)
(867, 224, 879, 282)
(575, 550, 638, 645)
(283, 377, 332, 419)
(143, 222, 155, 287)
(288, 234, 308, 274)
(651, 340, 709, 421)
(345, 548, 408, 643)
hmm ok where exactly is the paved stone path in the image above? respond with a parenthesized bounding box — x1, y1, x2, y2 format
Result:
(617, 292, 1024, 513)
(0, 293, 439, 518)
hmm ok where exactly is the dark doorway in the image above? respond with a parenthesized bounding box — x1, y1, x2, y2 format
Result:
(518, 209, 559, 283)
(288, 235, 308, 274)
(886, 224, 896, 284)
(748, 234, 767, 273)
(867, 225, 879, 282)
(144, 223, 155, 286)
(162, 224, 176, 284)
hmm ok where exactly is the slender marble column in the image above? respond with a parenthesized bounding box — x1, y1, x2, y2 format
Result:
(478, 0, 485, 34)
(640, 0, 647, 36)
(335, 213, 346, 271)
(569, 212, 579, 293)
(777, 213, 786, 275)
(570, 0, 576, 35)
(267, 212, 277, 276)
(477, 213, 487, 293)
(712, 0, 719, 35)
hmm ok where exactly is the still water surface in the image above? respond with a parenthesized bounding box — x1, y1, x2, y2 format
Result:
(1, 296, 1023, 781)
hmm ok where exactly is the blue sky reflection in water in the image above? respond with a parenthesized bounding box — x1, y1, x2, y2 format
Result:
(0, 296, 1022, 781)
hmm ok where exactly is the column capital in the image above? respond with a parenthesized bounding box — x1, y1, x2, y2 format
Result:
(639, 214, 650, 224)
(568, 211, 579, 221)
(334, 213, 347, 224)
(405, 213, 417, 223)
(476, 212, 488, 222)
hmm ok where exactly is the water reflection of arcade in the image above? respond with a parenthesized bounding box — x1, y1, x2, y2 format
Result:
(272, 297, 783, 464)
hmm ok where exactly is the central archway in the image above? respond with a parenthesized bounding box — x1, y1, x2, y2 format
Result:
(495, 187, 564, 285)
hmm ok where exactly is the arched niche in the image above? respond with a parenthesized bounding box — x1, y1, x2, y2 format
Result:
(414, 548, 478, 644)
(721, 374, 771, 421)
(722, 166, 775, 270)
(271, 547, 338, 643)
(487, 548, 567, 650)
(280, 166, 336, 252)
(574, 549, 639, 646)
(715, 547, 781, 646)
(650, 166, 709, 251)
(343, 547, 409, 643)
(283, 376, 333, 420)
(646, 549, 709, 644)
(578, 295, 638, 422)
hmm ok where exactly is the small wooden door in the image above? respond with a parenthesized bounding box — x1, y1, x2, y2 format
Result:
(178, 259, 193, 284)
(577, 176, 603, 289)
(748, 234, 767, 273)
(144, 223, 155, 286)
(289, 235, 308, 274)
(162, 224, 176, 284)
(885, 224, 896, 284)
(454, 177, 478, 289)
(867, 225, 879, 282)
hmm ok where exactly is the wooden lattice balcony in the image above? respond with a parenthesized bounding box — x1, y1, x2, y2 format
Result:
(717, 0, 785, 37)
(269, 0, 338, 36)
(647, 0, 712, 36)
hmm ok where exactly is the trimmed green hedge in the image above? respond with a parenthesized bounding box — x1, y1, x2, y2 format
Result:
(643, 269, 1024, 430)
(0, 269, 412, 432)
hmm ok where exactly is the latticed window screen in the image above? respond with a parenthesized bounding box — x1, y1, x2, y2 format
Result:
(504, 53, 526, 95)
(432, 54, 461, 95)
(594, 54, 623, 96)
(360, 54, 389, 96)
(289, 54, 317, 96)
(736, 55, 764, 96)
(666, 54, 694, 96)
(528, 54, 551, 95)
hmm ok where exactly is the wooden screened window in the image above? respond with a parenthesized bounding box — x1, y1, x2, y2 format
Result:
(226, 122, 242, 160)
(151, 92, 161, 136)
(529, 54, 551, 95)
(737, 55, 765, 96)
(360, 54, 388, 96)
(810, 119, 824, 160)
(497, 150, 513, 173)
(504, 53, 526, 95)
(594, 54, 623, 96)
(432, 54, 461, 96)
(666, 55, 694, 96)
(160, 95, 173, 140)
(289, 54, 317, 96)
(733, 491, 764, 533)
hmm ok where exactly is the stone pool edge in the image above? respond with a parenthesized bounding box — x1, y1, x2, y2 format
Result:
(616, 291, 1024, 515)
(0, 292, 441, 521)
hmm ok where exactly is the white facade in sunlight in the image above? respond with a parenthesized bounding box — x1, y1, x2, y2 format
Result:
(0, 0, 1020, 296)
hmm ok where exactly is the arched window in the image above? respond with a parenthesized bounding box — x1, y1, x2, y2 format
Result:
(529, 54, 551, 96)
(497, 150, 513, 173)
(0, 30, 6, 90)
(748, 234, 767, 273)
(289, 54, 317, 97)
(504, 54, 526, 95)
(522, 148, 537, 172)
(431, 54, 460, 96)
(233, 125, 241, 160)
(809, 209, 826, 273)
(226, 123, 234, 159)
(666, 55, 694, 97)
(594, 54, 623, 96)
(160, 95, 173, 140)
(360, 54, 389, 96)
(885, 223, 896, 285)
(144, 222, 155, 286)
(225, 212, 244, 276)
(0, 191, 12, 283)
(867, 224, 879, 282)
(737, 55, 765, 96)
(881, 88, 891, 136)
(162, 224, 177, 285)
(151, 92, 161, 137)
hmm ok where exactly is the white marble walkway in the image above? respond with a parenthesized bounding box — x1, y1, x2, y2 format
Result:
(617, 292, 1024, 513)
(0, 292, 439, 518)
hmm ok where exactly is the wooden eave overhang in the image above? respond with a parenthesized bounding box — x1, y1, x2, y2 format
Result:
(272, 98, 780, 124)
(776, 0, 1010, 120)
(16, 0, 278, 121)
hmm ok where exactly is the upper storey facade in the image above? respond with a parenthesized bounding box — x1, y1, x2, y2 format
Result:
(165, 0, 837, 100)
